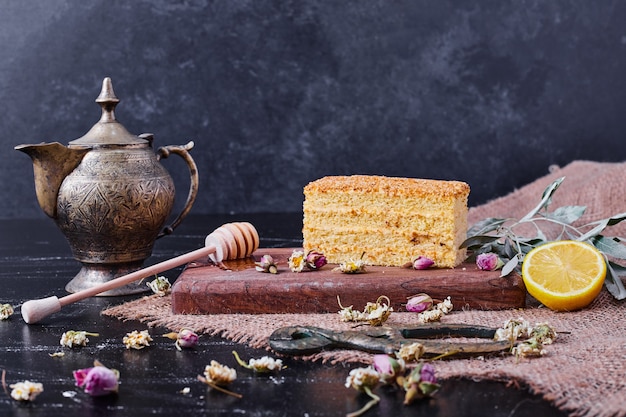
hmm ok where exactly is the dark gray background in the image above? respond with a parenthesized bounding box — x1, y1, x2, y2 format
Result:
(2, 0, 625, 219)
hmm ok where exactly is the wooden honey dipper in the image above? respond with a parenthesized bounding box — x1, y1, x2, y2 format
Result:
(21, 222, 259, 324)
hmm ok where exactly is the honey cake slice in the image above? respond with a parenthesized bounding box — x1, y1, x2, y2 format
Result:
(302, 175, 470, 268)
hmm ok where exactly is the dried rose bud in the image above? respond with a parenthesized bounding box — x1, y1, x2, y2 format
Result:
(405, 293, 433, 313)
(305, 250, 327, 270)
(372, 354, 405, 384)
(403, 362, 440, 404)
(163, 328, 200, 350)
(255, 254, 278, 274)
(73, 361, 120, 397)
(412, 256, 434, 270)
(476, 253, 504, 271)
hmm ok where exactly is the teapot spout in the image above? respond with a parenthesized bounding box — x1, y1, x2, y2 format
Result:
(15, 142, 90, 218)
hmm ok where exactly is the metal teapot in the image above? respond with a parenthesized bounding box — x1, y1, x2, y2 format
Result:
(16, 77, 199, 295)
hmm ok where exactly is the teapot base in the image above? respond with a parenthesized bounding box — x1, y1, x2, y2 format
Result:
(66, 261, 151, 296)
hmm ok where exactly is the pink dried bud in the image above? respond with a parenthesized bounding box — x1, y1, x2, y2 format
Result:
(255, 254, 278, 274)
(412, 256, 434, 270)
(73, 362, 119, 397)
(403, 362, 440, 404)
(405, 293, 433, 313)
(177, 328, 199, 349)
(476, 253, 504, 271)
(305, 251, 327, 270)
(372, 354, 405, 384)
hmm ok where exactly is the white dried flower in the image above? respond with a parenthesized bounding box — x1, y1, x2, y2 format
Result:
(232, 351, 284, 373)
(288, 250, 306, 272)
(397, 342, 425, 362)
(436, 296, 453, 314)
(337, 295, 392, 326)
(417, 308, 444, 323)
(345, 367, 379, 391)
(1, 303, 14, 320)
(147, 276, 171, 296)
(60, 330, 99, 348)
(10, 380, 44, 401)
(123, 330, 153, 350)
(249, 356, 284, 372)
(512, 341, 546, 358)
(204, 360, 237, 385)
(494, 318, 533, 343)
(530, 323, 557, 345)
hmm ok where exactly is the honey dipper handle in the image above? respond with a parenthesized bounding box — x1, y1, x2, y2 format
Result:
(21, 245, 216, 324)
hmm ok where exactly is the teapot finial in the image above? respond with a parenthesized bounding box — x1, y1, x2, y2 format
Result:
(96, 77, 119, 123)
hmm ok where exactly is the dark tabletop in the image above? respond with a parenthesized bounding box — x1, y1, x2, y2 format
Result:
(0, 214, 566, 417)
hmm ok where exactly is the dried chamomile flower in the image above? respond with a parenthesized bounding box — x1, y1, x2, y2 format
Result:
(147, 275, 171, 296)
(9, 380, 44, 401)
(345, 367, 380, 417)
(288, 250, 328, 272)
(60, 330, 99, 348)
(288, 250, 306, 272)
(163, 328, 199, 351)
(197, 360, 242, 398)
(362, 296, 393, 326)
(415, 296, 453, 323)
(494, 318, 557, 359)
(255, 254, 278, 274)
(203, 360, 237, 385)
(511, 339, 546, 358)
(0, 303, 14, 320)
(123, 329, 153, 350)
(400, 362, 440, 405)
(232, 351, 285, 373)
(335, 252, 367, 274)
(493, 317, 533, 343)
(73, 360, 119, 397)
(530, 323, 557, 345)
(337, 295, 393, 326)
(397, 342, 425, 362)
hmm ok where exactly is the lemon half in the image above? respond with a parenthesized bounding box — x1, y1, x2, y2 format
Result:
(521, 240, 606, 311)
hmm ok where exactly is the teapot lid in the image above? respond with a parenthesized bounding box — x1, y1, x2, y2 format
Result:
(69, 77, 148, 146)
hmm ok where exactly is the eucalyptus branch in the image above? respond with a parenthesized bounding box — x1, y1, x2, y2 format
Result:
(461, 177, 626, 300)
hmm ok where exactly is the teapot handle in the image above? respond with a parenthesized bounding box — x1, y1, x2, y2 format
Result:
(155, 141, 199, 238)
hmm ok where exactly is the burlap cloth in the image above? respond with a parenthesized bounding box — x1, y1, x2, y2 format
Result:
(103, 160, 626, 417)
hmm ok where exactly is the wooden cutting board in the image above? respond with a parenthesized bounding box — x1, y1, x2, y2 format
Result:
(171, 248, 526, 314)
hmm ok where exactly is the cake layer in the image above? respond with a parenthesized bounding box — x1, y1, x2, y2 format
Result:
(302, 175, 470, 268)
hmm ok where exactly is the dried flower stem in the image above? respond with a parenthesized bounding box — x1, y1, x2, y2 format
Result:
(346, 386, 380, 417)
(1, 369, 7, 396)
(196, 375, 243, 398)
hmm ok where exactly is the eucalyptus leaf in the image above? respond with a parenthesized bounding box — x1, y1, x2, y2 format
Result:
(520, 177, 564, 221)
(463, 176, 626, 301)
(500, 255, 520, 277)
(459, 235, 500, 249)
(545, 205, 586, 225)
(590, 236, 626, 260)
(467, 217, 508, 236)
(606, 212, 626, 226)
(604, 261, 626, 300)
